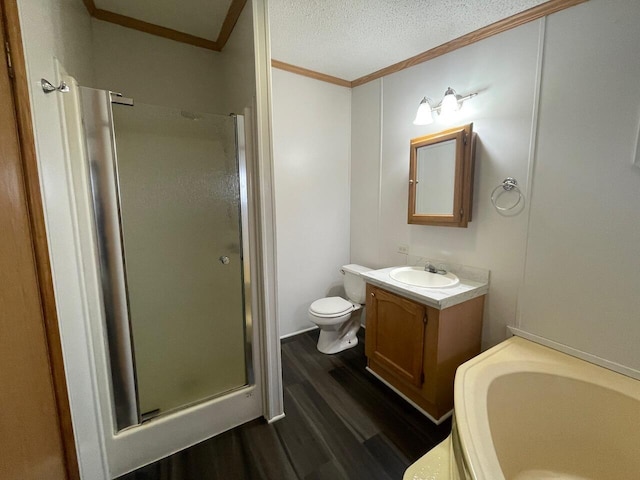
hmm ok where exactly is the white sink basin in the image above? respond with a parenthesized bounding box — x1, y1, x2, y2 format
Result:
(389, 266, 459, 288)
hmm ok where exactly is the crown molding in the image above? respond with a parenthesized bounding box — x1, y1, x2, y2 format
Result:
(82, 1, 588, 85)
(270, 60, 352, 88)
(81, 0, 247, 52)
(351, 0, 587, 87)
(91, 7, 220, 50)
(271, 0, 588, 88)
(216, 0, 247, 50)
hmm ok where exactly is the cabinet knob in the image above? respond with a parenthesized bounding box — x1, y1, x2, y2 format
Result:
(370, 292, 375, 297)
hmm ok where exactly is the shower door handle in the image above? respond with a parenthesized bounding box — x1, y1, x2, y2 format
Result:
(219, 256, 230, 265)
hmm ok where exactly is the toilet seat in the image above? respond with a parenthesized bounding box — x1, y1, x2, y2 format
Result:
(309, 296, 354, 318)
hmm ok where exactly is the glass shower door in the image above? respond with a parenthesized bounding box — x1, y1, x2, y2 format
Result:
(110, 102, 248, 419)
(78, 86, 260, 473)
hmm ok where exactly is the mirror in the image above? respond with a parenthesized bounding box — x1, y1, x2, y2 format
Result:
(408, 123, 475, 227)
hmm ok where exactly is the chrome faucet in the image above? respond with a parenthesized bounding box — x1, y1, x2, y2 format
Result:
(424, 262, 447, 275)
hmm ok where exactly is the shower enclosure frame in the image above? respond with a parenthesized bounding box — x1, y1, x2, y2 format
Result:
(80, 86, 257, 433)
(15, 1, 281, 473)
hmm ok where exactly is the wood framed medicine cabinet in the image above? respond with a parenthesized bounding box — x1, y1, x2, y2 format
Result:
(408, 123, 476, 227)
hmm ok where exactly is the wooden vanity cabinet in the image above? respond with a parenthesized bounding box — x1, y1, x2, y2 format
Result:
(365, 284, 485, 421)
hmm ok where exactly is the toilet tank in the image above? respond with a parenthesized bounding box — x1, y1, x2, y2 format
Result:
(342, 264, 372, 304)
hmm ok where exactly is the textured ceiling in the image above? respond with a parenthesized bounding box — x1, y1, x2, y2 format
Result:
(95, 0, 233, 41)
(93, 0, 551, 81)
(269, 0, 549, 80)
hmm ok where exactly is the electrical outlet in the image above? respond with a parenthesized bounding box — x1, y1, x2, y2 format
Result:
(397, 244, 409, 255)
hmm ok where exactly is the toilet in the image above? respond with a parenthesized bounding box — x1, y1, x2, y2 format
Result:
(308, 264, 372, 354)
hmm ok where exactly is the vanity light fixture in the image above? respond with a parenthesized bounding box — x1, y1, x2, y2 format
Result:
(413, 87, 478, 125)
(414, 97, 435, 125)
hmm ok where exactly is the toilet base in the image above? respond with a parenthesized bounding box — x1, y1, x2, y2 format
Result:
(316, 316, 361, 354)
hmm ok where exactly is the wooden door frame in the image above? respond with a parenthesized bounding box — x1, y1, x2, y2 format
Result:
(1, 1, 80, 478)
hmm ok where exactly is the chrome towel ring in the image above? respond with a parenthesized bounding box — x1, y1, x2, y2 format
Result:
(491, 177, 524, 212)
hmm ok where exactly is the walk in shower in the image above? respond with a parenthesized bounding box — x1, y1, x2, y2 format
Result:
(80, 87, 254, 432)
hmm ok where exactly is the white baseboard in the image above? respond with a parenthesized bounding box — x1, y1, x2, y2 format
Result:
(279, 325, 318, 340)
(280, 322, 366, 341)
(365, 367, 452, 425)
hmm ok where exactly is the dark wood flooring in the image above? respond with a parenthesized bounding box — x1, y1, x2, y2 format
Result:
(118, 329, 450, 480)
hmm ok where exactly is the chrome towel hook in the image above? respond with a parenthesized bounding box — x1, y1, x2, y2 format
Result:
(41, 78, 69, 94)
(491, 177, 524, 213)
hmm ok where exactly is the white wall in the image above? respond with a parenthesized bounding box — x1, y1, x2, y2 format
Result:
(517, 0, 640, 375)
(351, 0, 640, 374)
(92, 7, 257, 117)
(271, 69, 352, 337)
(351, 21, 541, 348)
(16, 0, 108, 478)
(351, 79, 382, 267)
(91, 20, 226, 113)
(17, 0, 95, 85)
(219, 4, 256, 115)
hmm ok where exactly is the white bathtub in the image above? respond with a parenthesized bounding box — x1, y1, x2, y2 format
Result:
(404, 336, 640, 480)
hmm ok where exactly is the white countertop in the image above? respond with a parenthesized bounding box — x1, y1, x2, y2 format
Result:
(361, 267, 489, 310)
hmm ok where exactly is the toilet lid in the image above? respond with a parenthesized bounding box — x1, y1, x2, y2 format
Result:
(309, 297, 354, 317)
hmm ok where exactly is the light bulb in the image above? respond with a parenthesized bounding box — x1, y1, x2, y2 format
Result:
(413, 97, 434, 125)
(440, 87, 460, 116)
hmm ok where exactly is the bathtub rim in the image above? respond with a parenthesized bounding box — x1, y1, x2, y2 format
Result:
(453, 335, 640, 480)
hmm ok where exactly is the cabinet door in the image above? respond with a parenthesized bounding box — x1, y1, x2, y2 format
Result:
(366, 286, 426, 387)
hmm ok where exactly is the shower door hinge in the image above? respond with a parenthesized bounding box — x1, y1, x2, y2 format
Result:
(5, 41, 14, 79)
(110, 91, 134, 106)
